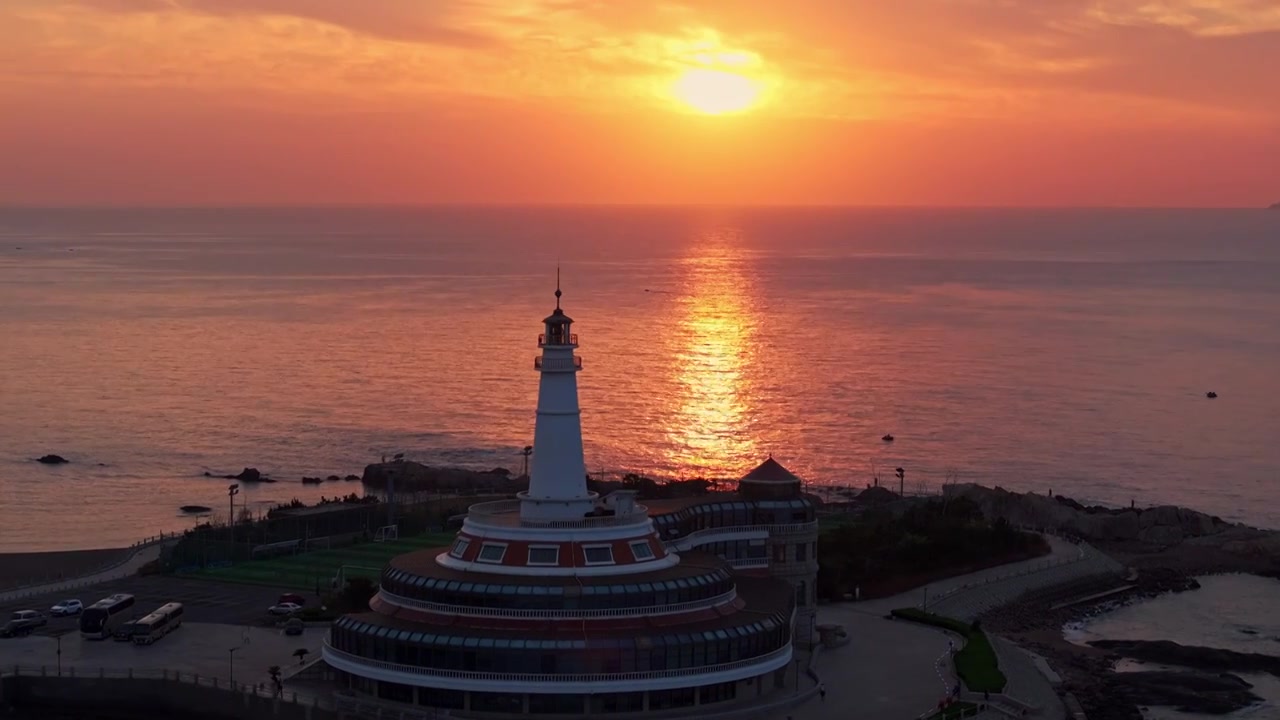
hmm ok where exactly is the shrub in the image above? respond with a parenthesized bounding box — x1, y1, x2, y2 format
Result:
(296, 606, 337, 621)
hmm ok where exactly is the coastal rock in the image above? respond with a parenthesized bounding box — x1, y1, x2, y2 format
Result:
(1139, 505, 1181, 529)
(36, 454, 70, 464)
(1090, 639, 1280, 677)
(1181, 511, 1217, 537)
(343, 474, 360, 481)
(225, 467, 262, 482)
(301, 476, 323, 485)
(858, 486, 899, 505)
(1221, 531, 1280, 558)
(362, 460, 522, 493)
(1138, 524, 1184, 546)
(1104, 671, 1261, 714)
(943, 484, 1233, 548)
(326, 475, 340, 482)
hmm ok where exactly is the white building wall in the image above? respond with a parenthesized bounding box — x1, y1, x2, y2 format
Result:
(525, 343, 592, 520)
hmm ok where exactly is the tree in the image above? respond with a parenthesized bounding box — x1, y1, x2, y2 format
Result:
(621, 473, 661, 498)
(268, 665, 283, 697)
(339, 577, 378, 612)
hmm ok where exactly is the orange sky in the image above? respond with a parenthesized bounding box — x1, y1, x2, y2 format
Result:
(1, 0, 1277, 206)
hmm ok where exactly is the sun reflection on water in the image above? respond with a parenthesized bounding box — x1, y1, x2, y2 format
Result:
(662, 237, 761, 475)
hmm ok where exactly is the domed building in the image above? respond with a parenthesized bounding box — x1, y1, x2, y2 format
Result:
(323, 286, 818, 717)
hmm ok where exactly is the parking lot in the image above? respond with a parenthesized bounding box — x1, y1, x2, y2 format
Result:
(0, 575, 313, 639)
(0, 620, 328, 692)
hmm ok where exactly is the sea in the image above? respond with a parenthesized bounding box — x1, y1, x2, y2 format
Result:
(1, 206, 1278, 553)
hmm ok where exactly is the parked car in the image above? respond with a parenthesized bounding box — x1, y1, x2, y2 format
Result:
(267, 602, 302, 616)
(283, 618, 304, 636)
(50, 599, 83, 617)
(277, 593, 306, 607)
(1, 610, 47, 638)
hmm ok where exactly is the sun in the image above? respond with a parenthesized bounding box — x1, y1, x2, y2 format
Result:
(672, 69, 761, 115)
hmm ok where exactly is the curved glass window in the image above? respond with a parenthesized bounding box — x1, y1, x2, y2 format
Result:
(647, 498, 814, 541)
(330, 606, 792, 676)
(380, 567, 735, 611)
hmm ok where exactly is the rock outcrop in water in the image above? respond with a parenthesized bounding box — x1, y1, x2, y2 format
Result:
(362, 460, 522, 493)
(1083, 640, 1278, 714)
(1090, 639, 1280, 677)
(1106, 670, 1262, 715)
(207, 467, 275, 482)
(36, 454, 69, 464)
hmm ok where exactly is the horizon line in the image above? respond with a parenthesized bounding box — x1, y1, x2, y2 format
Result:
(1, 202, 1275, 211)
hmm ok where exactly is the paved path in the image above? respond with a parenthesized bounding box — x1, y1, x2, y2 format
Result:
(926, 540, 1123, 623)
(781, 534, 1123, 720)
(989, 636, 1066, 720)
(777, 610, 958, 720)
(851, 533, 1082, 617)
(0, 544, 165, 604)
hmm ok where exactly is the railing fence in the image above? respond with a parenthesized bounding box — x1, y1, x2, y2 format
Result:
(2, 532, 177, 599)
(1, 665, 335, 711)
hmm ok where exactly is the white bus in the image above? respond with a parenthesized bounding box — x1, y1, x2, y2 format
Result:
(132, 602, 184, 646)
(79, 593, 136, 639)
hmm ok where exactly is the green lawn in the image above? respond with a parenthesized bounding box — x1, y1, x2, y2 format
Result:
(889, 608, 1007, 693)
(185, 532, 456, 591)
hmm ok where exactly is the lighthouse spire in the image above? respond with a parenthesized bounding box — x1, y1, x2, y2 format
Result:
(520, 275, 594, 521)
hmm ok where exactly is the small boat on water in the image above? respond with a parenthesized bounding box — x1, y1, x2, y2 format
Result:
(882, 434, 895, 442)
(180, 505, 212, 514)
(1206, 391, 1218, 399)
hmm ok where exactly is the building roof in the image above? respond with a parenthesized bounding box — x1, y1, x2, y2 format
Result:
(348, 574, 794, 640)
(643, 493, 744, 515)
(542, 307, 573, 324)
(389, 548, 731, 587)
(740, 456, 802, 484)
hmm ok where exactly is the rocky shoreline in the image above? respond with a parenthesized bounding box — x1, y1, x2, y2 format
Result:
(948, 485, 1280, 719)
(981, 571, 1231, 718)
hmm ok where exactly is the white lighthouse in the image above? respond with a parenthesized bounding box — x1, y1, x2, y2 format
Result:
(519, 276, 597, 522)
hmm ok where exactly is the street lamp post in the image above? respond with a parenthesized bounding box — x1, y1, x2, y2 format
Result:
(228, 484, 240, 563)
(229, 646, 240, 689)
(895, 467, 905, 498)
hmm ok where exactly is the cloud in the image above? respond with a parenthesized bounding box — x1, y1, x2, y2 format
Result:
(66, 0, 498, 47)
(3, 0, 1277, 126)
(1086, 0, 1280, 36)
